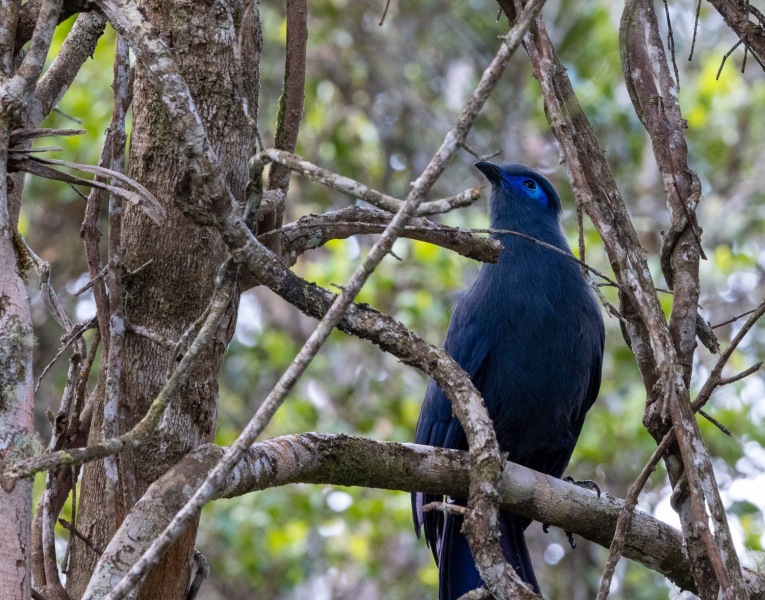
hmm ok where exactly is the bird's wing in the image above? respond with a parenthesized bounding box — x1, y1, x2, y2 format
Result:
(414, 302, 492, 450)
(570, 314, 605, 437)
(412, 304, 492, 555)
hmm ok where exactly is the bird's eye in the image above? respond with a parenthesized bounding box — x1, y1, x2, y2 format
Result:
(523, 179, 537, 190)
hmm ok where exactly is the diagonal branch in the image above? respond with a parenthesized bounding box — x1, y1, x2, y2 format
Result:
(262, 148, 483, 216)
(693, 296, 765, 412)
(33, 12, 107, 120)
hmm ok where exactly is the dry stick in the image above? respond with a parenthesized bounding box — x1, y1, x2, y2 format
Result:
(265, 206, 501, 266)
(98, 4, 546, 599)
(596, 430, 675, 600)
(102, 35, 131, 529)
(80, 160, 111, 348)
(712, 308, 758, 330)
(693, 297, 765, 412)
(661, 0, 680, 89)
(263, 148, 483, 216)
(33, 11, 107, 118)
(73, 265, 107, 297)
(688, 0, 702, 61)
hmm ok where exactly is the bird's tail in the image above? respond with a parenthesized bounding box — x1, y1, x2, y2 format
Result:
(498, 512, 539, 592)
(438, 508, 539, 600)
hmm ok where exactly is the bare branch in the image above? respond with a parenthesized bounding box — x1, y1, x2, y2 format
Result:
(267, 206, 501, 267)
(102, 34, 131, 528)
(596, 430, 675, 599)
(705, 0, 765, 73)
(33, 12, 107, 119)
(261, 148, 483, 216)
(267, 0, 307, 196)
(82, 433, 765, 598)
(693, 297, 765, 412)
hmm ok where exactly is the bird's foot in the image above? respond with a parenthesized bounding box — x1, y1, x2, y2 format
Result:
(547, 477, 601, 549)
(541, 522, 576, 548)
(563, 475, 601, 498)
(565, 530, 576, 549)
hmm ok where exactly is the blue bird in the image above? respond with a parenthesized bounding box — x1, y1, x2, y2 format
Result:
(412, 162, 605, 598)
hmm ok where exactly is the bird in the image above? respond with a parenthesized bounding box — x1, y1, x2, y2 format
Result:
(412, 161, 605, 599)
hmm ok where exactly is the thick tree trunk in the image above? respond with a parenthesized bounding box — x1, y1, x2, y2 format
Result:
(66, 1, 260, 598)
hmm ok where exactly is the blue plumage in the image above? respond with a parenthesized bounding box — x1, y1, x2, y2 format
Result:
(412, 162, 605, 599)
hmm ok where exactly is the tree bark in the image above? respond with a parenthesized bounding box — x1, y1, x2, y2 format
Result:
(66, 1, 260, 598)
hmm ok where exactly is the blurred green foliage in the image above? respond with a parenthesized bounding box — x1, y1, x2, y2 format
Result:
(23, 0, 765, 598)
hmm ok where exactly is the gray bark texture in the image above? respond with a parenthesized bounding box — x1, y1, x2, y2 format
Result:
(65, 2, 260, 598)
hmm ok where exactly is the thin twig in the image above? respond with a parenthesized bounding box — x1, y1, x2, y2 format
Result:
(102, 34, 131, 528)
(596, 430, 675, 599)
(8, 264, 236, 479)
(480, 228, 619, 287)
(712, 308, 757, 330)
(662, 0, 680, 89)
(261, 148, 483, 216)
(378, 0, 391, 26)
(688, 0, 702, 62)
(421, 501, 470, 517)
(698, 409, 733, 437)
(73, 265, 107, 297)
(58, 519, 103, 555)
(693, 297, 765, 412)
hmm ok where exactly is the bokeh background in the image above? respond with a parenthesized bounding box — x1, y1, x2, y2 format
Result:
(24, 0, 765, 598)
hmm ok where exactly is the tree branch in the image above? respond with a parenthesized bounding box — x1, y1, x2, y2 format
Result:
(261, 148, 483, 216)
(83, 433, 765, 599)
(495, 2, 747, 597)
(33, 12, 107, 121)
(705, 0, 765, 72)
(7, 265, 235, 480)
(267, 205, 501, 267)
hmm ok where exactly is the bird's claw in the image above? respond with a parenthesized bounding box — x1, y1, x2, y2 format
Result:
(565, 530, 576, 549)
(563, 475, 601, 498)
(543, 522, 576, 548)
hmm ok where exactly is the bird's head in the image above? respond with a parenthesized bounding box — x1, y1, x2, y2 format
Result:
(474, 161, 562, 231)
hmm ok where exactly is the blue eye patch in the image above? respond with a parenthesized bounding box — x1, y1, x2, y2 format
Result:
(499, 174, 549, 207)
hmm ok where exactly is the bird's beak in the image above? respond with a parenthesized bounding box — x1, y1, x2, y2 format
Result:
(474, 161, 502, 185)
